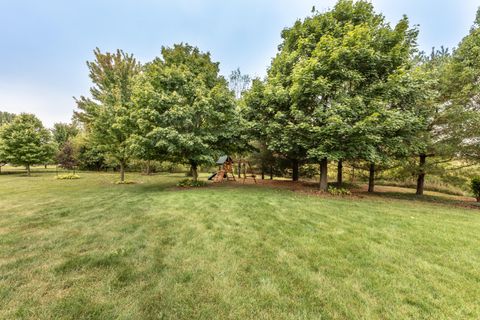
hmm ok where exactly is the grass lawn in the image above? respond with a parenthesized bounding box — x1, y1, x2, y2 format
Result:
(1, 172, 479, 319)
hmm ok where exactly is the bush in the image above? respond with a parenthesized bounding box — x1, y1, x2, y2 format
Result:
(55, 174, 80, 180)
(328, 186, 351, 196)
(471, 177, 480, 201)
(115, 180, 136, 185)
(300, 164, 318, 179)
(176, 179, 207, 188)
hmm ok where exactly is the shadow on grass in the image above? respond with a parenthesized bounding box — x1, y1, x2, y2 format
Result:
(363, 191, 480, 210)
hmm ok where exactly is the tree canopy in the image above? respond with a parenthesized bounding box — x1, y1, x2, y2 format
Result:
(0, 113, 55, 175)
(133, 44, 245, 180)
(75, 48, 141, 182)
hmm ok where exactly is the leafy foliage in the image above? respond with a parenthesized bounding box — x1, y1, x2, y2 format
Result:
(328, 186, 352, 196)
(0, 113, 55, 175)
(56, 140, 77, 169)
(55, 173, 80, 180)
(176, 178, 207, 188)
(133, 44, 248, 181)
(52, 122, 79, 147)
(0, 111, 16, 126)
(75, 48, 141, 181)
(245, 0, 423, 190)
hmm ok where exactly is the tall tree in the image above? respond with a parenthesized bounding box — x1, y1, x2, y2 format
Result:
(0, 113, 55, 175)
(133, 44, 244, 181)
(249, 0, 420, 191)
(75, 48, 141, 182)
(446, 11, 480, 164)
(410, 32, 480, 195)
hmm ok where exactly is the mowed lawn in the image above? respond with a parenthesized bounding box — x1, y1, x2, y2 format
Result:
(1, 172, 479, 319)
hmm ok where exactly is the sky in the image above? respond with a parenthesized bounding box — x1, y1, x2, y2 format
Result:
(0, 0, 479, 128)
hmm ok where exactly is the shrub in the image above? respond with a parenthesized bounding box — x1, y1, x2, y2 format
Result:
(56, 174, 80, 180)
(471, 177, 480, 202)
(328, 186, 351, 196)
(115, 180, 136, 185)
(176, 179, 207, 188)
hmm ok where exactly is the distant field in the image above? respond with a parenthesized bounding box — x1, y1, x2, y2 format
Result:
(1, 172, 479, 319)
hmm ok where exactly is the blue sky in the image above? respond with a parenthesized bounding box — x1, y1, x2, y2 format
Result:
(0, 0, 479, 127)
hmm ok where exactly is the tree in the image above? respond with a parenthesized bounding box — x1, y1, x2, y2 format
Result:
(229, 68, 251, 99)
(0, 111, 15, 126)
(133, 44, 244, 181)
(56, 140, 77, 171)
(75, 48, 141, 182)
(249, 0, 420, 191)
(243, 78, 307, 182)
(409, 40, 480, 195)
(52, 122, 79, 147)
(71, 132, 107, 171)
(0, 111, 14, 172)
(0, 113, 55, 176)
(445, 11, 480, 164)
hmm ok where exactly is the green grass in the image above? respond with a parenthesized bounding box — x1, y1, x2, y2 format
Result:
(1, 172, 479, 319)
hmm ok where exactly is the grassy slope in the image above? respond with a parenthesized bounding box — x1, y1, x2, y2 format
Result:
(1, 172, 479, 319)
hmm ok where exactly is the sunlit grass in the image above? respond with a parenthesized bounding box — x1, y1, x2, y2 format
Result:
(1, 172, 479, 319)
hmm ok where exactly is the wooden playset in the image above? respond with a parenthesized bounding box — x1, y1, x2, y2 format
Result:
(208, 155, 256, 184)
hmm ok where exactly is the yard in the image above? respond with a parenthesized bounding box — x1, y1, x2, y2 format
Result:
(1, 171, 479, 319)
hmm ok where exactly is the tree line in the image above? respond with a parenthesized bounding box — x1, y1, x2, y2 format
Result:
(1, 0, 479, 195)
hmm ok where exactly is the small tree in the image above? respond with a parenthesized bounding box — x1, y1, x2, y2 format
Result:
(471, 177, 480, 202)
(56, 140, 77, 172)
(0, 113, 55, 176)
(229, 68, 251, 99)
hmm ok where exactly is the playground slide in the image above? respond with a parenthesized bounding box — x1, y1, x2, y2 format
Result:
(208, 172, 217, 180)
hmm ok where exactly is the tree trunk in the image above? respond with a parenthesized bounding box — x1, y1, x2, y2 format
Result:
(351, 166, 355, 184)
(270, 165, 273, 180)
(368, 163, 375, 193)
(238, 162, 241, 178)
(416, 154, 427, 196)
(146, 160, 151, 175)
(337, 160, 343, 186)
(120, 162, 125, 182)
(26, 164, 31, 176)
(292, 159, 299, 182)
(191, 163, 198, 182)
(319, 158, 328, 191)
(261, 169, 265, 180)
(476, 197, 480, 203)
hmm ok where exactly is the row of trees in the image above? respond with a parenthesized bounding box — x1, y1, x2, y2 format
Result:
(243, 1, 480, 193)
(1, 0, 479, 194)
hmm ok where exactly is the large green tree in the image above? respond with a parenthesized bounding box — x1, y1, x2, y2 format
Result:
(75, 48, 141, 182)
(409, 11, 480, 196)
(0, 113, 55, 175)
(133, 44, 245, 181)
(247, 0, 420, 190)
(446, 12, 480, 164)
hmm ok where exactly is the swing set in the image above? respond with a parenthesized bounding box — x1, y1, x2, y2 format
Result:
(208, 155, 256, 184)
